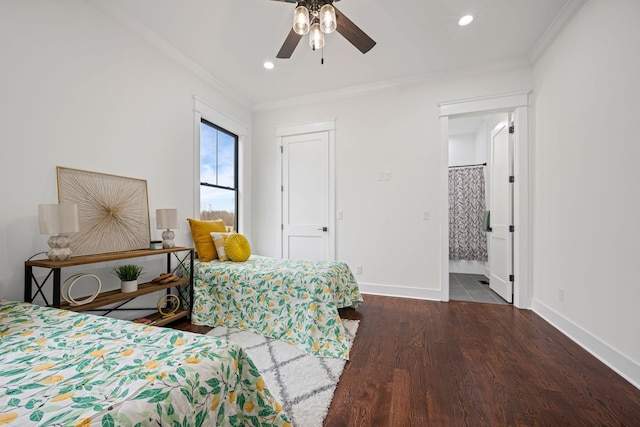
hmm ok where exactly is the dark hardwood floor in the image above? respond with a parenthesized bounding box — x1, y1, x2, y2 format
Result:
(173, 294, 640, 426)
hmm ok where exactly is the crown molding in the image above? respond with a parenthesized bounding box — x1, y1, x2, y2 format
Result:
(528, 0, 587, 64)
(252, 57, 531, 112)
(87, 0, 251, 110)
(87, 0, 578, 115)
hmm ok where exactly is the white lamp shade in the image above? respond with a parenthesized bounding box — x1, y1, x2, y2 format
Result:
(38, 204, 80, 234)
(293, 5, 310, 35)
(156, 208, 179, 229)
(320, 4, 337, 34)
(309, 22, 325, 50)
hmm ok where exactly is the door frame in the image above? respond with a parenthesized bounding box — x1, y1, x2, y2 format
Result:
(193, 97, 249, 233)
(439, 92, 531, 309)
(276, 119, 336, 260)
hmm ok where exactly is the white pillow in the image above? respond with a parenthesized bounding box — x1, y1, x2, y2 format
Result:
(210, 232, 232, 261)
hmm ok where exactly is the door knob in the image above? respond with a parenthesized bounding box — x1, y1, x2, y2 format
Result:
(317, 227, 328, 232)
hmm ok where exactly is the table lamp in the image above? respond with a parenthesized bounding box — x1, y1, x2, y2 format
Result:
(156, 208, 179, 248)
(38, 203, 80, 261)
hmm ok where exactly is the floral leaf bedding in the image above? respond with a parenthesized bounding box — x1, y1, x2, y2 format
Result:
(190, 255, 363, 360)
(0, 301, 291, 426)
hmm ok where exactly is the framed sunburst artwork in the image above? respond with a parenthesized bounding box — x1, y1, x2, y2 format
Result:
(57, 167, 151, 256)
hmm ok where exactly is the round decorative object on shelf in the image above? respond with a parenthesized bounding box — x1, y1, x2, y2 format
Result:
(62, 274, 102, 306)
(157, 294, 180, 318)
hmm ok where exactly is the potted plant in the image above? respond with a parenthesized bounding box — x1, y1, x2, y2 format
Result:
(114, 264, 144, 293)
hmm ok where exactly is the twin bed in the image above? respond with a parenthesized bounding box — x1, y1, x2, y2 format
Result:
(0, 300, 290, 426)
(189, 255, 363, 360)
(2, 254, 362, 424)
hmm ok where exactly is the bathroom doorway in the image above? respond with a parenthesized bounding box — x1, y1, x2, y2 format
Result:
(447, 113, 512, 305)
(439, 92, 531, 309)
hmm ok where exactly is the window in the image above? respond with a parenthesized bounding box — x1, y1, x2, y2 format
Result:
(200, 119, 238, 231)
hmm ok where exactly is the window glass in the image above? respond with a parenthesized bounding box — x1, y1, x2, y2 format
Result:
(200, 119, 237, 230)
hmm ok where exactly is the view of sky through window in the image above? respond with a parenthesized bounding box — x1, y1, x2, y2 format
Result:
(200, 120, 237, 227)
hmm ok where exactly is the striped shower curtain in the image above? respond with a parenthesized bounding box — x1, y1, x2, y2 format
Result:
(448, 166, 488, 261)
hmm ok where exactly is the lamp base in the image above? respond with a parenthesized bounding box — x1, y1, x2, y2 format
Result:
(162, 229, 175, 249)
(47, 234, 72, 261)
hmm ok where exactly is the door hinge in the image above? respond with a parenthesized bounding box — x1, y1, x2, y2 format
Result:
(281, 185, 284, 192)
(509, 125, 515, 134)
(280, 146, 283, 154)
(509, 274, 514, 282)
(509, 225, 514, 232)
(281, 224, 284, 230)
(509, 175, 514, 183)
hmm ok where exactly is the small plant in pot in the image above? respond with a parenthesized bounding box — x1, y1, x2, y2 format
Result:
(114, 264, 144, 293)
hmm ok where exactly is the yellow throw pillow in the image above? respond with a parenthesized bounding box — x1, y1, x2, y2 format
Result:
(224, 233, 251, 262)
(210, 232, 232, 262)
(187, 218, 227, 262)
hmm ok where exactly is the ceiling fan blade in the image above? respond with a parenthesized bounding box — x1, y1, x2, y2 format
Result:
(277, 28, 303, 58)
(334, 6, 376, 54)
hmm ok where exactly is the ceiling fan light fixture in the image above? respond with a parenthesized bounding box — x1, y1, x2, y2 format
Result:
(293, 5, 310, 35)
(319, 4, 337, 34)
(309, 21, 325, 50)
(275, 0, 375, 59)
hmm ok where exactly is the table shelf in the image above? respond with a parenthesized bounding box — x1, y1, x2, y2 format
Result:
(25, 247, 194, 325)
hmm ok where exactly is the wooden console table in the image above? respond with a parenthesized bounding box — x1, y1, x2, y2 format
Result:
(24, 247, 194, 327)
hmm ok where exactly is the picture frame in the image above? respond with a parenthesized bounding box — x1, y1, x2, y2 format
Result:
(57, 166, 151, 256)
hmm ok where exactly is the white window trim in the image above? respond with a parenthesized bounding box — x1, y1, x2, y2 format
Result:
(193, 97, 248, 233)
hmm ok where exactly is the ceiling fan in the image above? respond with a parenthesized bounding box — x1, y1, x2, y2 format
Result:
(270, 0, 376, 59)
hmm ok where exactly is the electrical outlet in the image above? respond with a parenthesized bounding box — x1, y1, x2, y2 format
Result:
(383, 171, 391, 181)
(356, 265, 363, 275)
(377, 172, 384, 181)
(337, 211, 343, 220)
(422, 210, 430, 220)
(558, 288, 565, 303)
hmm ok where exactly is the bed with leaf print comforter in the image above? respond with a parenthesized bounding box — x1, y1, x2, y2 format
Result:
(190, 255, 363, 360)
(0, 301, 291, 427)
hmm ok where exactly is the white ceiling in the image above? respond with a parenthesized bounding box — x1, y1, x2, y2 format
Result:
(93, 0, 583, 110)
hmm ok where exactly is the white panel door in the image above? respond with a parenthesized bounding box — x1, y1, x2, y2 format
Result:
(489, 122, 514, 303)
(282, 132, 330, 261)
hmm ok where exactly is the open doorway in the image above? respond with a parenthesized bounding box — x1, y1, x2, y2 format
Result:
(439, 92, 531, 309)
(448, 113, 511, 304)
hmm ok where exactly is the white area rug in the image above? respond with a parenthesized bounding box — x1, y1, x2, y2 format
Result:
(207, 319, 359, 427)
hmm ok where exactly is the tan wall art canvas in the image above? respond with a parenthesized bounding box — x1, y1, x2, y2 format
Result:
(57, 167, 151, 255)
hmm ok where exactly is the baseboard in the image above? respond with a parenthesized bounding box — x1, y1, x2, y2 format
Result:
(532, 299, 640, 389)
(358, 282, 442, 301)
(449, 260, 487, 275)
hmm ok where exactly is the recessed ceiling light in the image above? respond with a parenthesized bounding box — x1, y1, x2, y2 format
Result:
(458, 15, 474, 26)
(263, 61, 275, 70)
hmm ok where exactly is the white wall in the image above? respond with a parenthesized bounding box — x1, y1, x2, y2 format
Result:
(532, 0, 640, 386)
(252, 68, 531, 299)
(448, 134, 477, 167)
(475, 122, 487, 164)
(0, 0, 250, 308)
